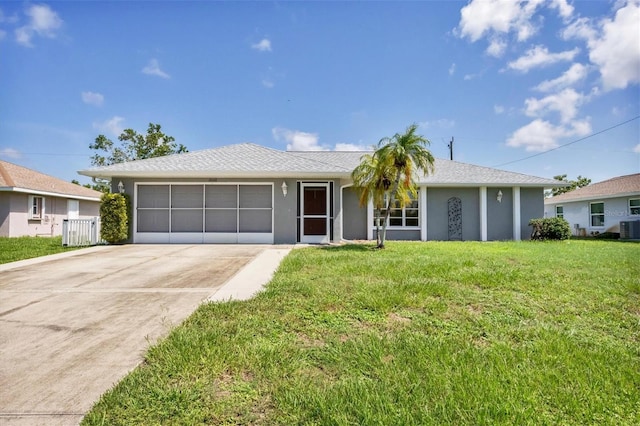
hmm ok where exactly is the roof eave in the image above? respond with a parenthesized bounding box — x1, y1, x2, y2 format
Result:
(78, 170, 353, 180)
(545, 191, 640, 204)
(0, 186, 101, 202)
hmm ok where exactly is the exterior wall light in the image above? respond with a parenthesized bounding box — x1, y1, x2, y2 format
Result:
(497, 190, 503, 203)
(281, 181, 288, 197)
(118, 181, 125, 194)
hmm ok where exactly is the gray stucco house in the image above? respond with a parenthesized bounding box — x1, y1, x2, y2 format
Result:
(544, 173, 640, 236)
(79, 143, 563, 244)
(1, 160, 102, 237)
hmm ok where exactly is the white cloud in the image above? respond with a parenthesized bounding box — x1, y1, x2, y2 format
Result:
(81, 91, 104, 107)
(633, 144, 640, 154)
(15, 4, 63, 47)
(507, 45, 580, 72)
(561, 17, 597, 41)
(457, 0, 542, 42)
(494, 105, 505, 114)
(562, 1, 640, 91)
(463, 74, 476, 81)
(524, 88, 585, 123)
(0, 29, 6, 41)
(251, 38, 272, 52)
(486, 37, 507, 57)
(534, 63, 588, 92)
(142, 59, 170, 79)
(506, 118, 591, 152)
(420, 118, 455, 129)
(272, 127, 326, 151)
(0, 147, 21, 159)
(588, 0, 640, 90)
(448, 63, 456, 76)
(261, 79, 274, 88)
(335, 143, 369, 151)
(550, 0, 574, 19)
(93, 116, 125, 136)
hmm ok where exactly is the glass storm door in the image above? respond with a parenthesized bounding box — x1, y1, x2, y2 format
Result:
(301, 184, 329, 243)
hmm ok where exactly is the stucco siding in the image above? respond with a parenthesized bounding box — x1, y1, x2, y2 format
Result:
(487, 188, 513, 240)
(426, 188, 480, 241)
(79, 200, 100, 217)
(342, 186, 367, 240)
(545, 196, 640, 234)
(0, 193, 10, 237)
(520, 188, 544, 240)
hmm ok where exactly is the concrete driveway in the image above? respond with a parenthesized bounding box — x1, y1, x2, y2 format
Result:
(0, 244, 288, 425)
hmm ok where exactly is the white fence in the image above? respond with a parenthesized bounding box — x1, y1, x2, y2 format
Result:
(62, 217, 104, 247)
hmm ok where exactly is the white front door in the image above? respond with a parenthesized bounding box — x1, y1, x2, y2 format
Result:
(301, 183, 330, 244)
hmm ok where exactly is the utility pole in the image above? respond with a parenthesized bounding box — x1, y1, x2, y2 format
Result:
(447, 137, 454, 160)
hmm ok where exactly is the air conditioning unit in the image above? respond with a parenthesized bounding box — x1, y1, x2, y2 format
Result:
(620, 220, 640, 239)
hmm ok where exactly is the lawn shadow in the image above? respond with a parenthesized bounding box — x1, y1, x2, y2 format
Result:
(320, 243, 377, 252)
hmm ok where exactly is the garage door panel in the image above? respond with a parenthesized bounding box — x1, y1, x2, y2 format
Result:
(171, 210, 203, 232)
(239, 185, 272, 208)
(138, 185, 169, 208)
(138, 210, 169, 232)
(206, 185, 237, 208)
(172, 185, 203, 208)
(205, 210, 237, 232)
(239, 210, 271, 233)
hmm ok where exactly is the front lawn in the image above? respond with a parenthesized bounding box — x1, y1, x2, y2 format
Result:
(83, 240, 640, 425)
(0, 236, 81, 264)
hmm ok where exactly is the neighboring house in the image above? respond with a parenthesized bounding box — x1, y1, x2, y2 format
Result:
(0, 160, 103, 237)
(78, 143, 563, 244)
(544, 173, 640, 236)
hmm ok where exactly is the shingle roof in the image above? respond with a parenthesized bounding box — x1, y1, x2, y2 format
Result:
(0, 160, 103, 200)
(545, 173, 640, 204)
(79, 142, 562, 187)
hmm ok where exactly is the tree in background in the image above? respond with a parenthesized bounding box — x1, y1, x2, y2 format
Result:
(549, 174, 591, 197)
(352, 124, 435, 249)
(89, 123, 187, 167)
(71, 179, 109, 193)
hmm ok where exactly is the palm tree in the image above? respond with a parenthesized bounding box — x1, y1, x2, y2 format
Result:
(375, 124, 435, 248)
(351, 152, 394, 246)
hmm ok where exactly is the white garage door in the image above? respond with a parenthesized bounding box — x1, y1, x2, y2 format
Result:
(135, 183, 273, 244)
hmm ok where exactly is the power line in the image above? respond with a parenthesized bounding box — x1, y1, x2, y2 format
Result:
(492, 115, 640, 168)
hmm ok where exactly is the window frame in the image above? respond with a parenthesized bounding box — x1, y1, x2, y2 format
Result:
(555, 205, 563, 219)
(373, 196, 420, 229)
(28, 195, 45, 220)
(629, 198, 640, 216)
(589, 202, 605, 227)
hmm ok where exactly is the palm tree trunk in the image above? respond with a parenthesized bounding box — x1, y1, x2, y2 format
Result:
(375, 208, 381, 246)
(379, 171, 402, 248)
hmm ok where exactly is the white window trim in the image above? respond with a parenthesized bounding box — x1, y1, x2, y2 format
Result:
(373, 195, 420, 229)
(28, 195, 45, 220)
(629, 198, 640, 216)
(555, 205, 564, 219)
(589, 201, 605, 227)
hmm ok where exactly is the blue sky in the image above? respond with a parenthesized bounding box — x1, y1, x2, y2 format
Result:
(1, 0, 638, 186)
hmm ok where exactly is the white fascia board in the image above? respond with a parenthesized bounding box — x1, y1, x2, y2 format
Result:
(544, 192, 640, 205)
(79, 170, 351, 180)
(415, 182, 563, 188)
(0, 186, 101, 202)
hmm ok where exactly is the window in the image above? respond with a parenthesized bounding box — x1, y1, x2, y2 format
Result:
(555, 205, 563, 219)
(29, 196, 45, 220)
(373, 196, 419, 228)
(630, 199, 640, 216)
(590, 202, 604, 227)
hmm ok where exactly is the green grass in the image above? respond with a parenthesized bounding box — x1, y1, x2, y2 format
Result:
(0, 236, 82, 264)
(83, 240, 640, 425)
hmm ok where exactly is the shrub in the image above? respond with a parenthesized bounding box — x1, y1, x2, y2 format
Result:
(100, 193, 128, 244)
(529, 218, 571, 240)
